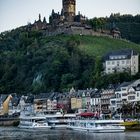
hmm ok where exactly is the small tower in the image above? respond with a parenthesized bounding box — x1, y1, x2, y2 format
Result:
(39, 13, 41, 21)
(62, 0, 76, 22)
(43, 17, 47, 23)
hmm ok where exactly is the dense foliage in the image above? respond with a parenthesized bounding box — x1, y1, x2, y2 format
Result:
(0, 29, 140, 94)
(88, 14, 140, 44)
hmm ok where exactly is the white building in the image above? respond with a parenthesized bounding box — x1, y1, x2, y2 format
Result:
(103, 49, 139, 75)
(127, 87, 140, 103)
(110, 82, 131, 112)
(110, 80, 140, 112)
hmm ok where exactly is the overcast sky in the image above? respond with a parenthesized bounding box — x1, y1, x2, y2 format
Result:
(0, 0, 140, 33)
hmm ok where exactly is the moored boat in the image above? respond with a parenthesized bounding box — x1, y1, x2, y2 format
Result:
(120, 120, 139, 126)
(44, 111, 76, 129)
(18, 114, 50, 129)
(67, 119, 125, 133)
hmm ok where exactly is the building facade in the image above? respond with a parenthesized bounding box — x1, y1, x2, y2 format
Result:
(101, 88, 115, 113)
(110, 80, 140, 112)
(90, 90, 101, 112)
(103, 49, 139, 75)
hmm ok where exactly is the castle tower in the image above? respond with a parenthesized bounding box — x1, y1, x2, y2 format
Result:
(62, 0, 76, 22)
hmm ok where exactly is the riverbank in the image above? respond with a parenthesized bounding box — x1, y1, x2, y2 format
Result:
(0, 114, 20, 126)
(126, 124, 140, 131)
(0, 119, 19, 126)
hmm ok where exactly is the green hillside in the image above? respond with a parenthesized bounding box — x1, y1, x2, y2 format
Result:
(0, 30, 140, 94)
(76, 35, 140, 57)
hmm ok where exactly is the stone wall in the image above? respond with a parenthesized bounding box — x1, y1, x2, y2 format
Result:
(44, 25, 114, 38)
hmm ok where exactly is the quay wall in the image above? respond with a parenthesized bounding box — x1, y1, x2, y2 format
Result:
(0, 119, 19, 126)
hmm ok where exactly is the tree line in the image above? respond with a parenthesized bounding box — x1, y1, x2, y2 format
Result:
(0, 28, 140, 94)
(87, 13, 140, 43)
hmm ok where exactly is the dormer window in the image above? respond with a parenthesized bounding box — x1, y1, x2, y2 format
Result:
(110, 56, 114, 60)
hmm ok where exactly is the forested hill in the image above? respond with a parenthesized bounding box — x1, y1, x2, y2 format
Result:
(88, 14, 140, 44)
(0, 29, 140, 94)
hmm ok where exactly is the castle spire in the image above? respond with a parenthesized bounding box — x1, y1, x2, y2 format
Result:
(61, 9, 64, 16)
(52, 9, 55, 15)
(43, 17, 47, 23)
(39, 13, 41, 21)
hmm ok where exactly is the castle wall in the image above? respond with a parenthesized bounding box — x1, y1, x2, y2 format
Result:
(45, 26, 114, 38)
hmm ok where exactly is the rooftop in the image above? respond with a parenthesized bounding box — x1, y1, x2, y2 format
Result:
(103, 49, 138, 61)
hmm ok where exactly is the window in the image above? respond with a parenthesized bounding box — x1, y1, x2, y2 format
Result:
(112, 61, 115, 65)
(122, 61, 125, 64)
(107, 61, 110, 65)
(121, 88, 126, 91)
(137, 93, 139, 97)
(110, 56, 114, 60)
(122, 93, 127, 96)
(116, 93, 121, 98)
(111, 101, 115, 105)
(128, 96, 135, 100)
(127, 60, 130, 64)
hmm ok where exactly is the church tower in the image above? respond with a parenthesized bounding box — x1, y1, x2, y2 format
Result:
(62, 0, 76, 22)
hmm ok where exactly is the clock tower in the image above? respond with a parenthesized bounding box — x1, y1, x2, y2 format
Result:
(62, 0, 76, 22)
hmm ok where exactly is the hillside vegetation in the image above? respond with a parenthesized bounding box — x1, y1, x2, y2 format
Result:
(88, 14, 140, 44)
(0, 29, 140, 94)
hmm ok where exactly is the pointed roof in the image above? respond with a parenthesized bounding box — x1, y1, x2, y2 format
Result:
(39, 13, 41, 21)
(43, 17, 47, 23)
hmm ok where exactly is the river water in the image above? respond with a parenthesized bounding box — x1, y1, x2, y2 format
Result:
(0, 127, 140, 140)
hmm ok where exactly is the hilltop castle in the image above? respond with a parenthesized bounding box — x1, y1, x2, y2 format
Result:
(27, 0, 94, 36)
(27, 0, 120, 37)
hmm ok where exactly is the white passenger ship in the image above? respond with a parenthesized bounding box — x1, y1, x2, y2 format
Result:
(44, 110, 76, 129)
(67, 119, 125, 133)
(18, 113, 50, 129)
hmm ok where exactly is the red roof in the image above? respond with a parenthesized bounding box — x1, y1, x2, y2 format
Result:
(78, 112, 95, 117)
(57, 104, 64, 109)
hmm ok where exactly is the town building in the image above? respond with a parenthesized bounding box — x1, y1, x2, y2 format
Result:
(34, 93, 48, 112)
(109, 82, 132, 112)
(110, 79, 140, 112)
(47, 93, 57, 110)
(90, 89, 101, 112)
(57, 92, 71, 113)
(101, 86, 115, 114)
(80, 90, 92, 110)
(103, 49, 139, 75)
(70, 91, 82, 110)
(70, 88, 93, 111)
(24, 95, 34, 114)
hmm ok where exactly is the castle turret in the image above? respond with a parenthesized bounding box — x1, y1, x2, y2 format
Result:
(39, 13, 41, 21)
(43, 17, 47, 23)
(62, 0, 76, 22)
